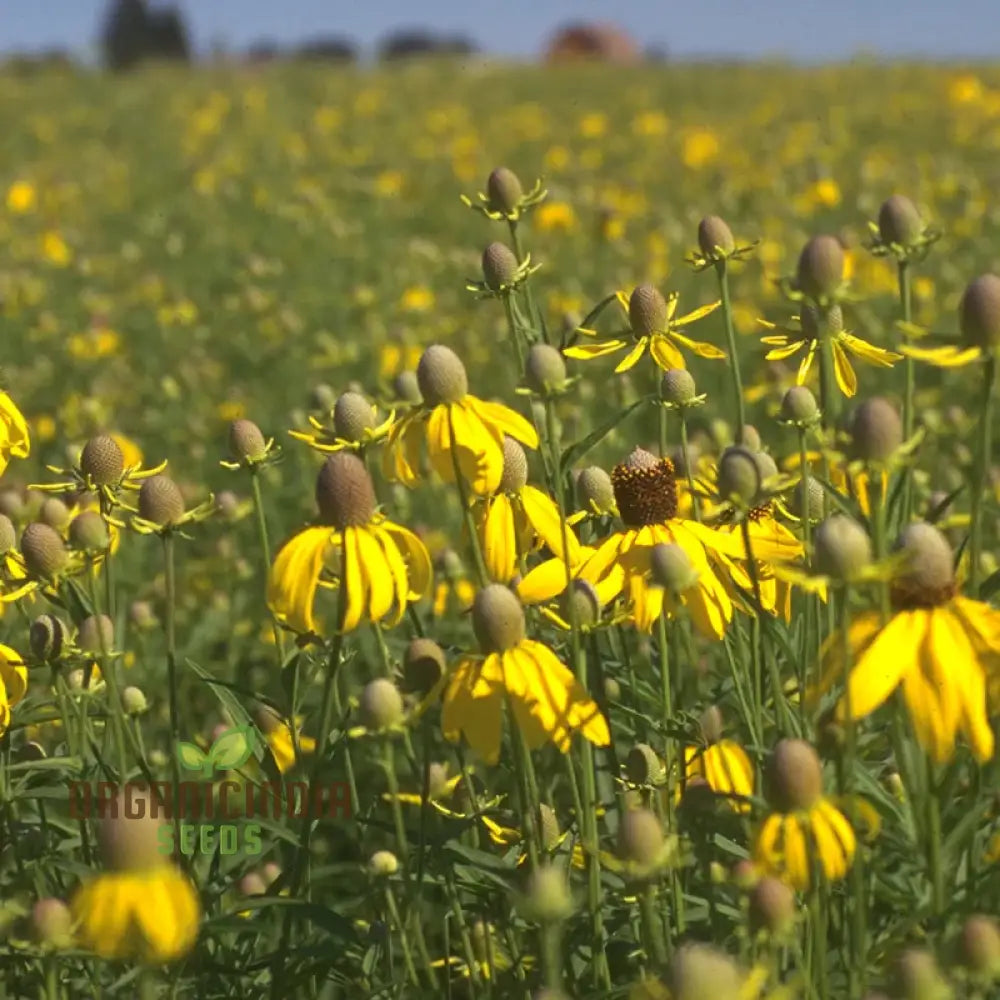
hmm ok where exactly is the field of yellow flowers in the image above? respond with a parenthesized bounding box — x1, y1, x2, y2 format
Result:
(2, 57, 1000, 999)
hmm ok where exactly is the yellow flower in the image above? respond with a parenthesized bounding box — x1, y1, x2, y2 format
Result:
(432, 549, 476, 617)
(683, 716, 754, 813)
(565, 285, 723, 374)
(41, 231, 71, 266)
(441, 585, 610, 764)
(576, 449, 743, 640)
(682, 128, 720, 169)
(72, 867, 200, 963)
(534, 201, 576, 233)
(475, 437, 579, 584)
(754, 740, 855, 890)
(6, 180, 36, 213)
(812, 523, 998, 763)
(68, 326, 121, 360)
(399, 285, 435, 313)
(268, 453, 431, 636)
(258, 711, 316, 773)
(758, 304, 900, 397)
(517, 545, 622, 631)
(0, 392, 31, 476)
(0, 644, 28, 737)
(384, 345, 538, 497)
(289, 394, 394, 455)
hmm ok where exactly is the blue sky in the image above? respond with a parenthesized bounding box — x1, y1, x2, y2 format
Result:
(3, 0, 1000, 60)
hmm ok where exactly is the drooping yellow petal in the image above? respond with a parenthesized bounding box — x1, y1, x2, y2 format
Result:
(669, 330, 727, 359)
(341, 528, 368, 633)
(899, 344, 983, 368)
(466, 396, 539, 450)
(520, 485, 580, 565)
(614, 337, 650, 373)
(481, 494, 518, 583)
(441, 655, 505, 764)
(939, 606, 994, 761)
(765, 340, 807, 361)
(839, 332, 902, 367)
(782, 816, 810, 890)
(353, 526, 394, 624)
(648, 334, 685, 370)
(796, 340, 818, 385)
(564, 340, 628, 360)
(380, 520, 432, 600)
(832, 340, 858, 397)
(267, 526, 334, 635)
(0, 644, 28, 706)
(673, 299, 722, 326)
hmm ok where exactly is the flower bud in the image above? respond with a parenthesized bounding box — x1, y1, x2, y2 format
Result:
(39, 498, 70, 531)
(790, 475, 825, 522)
(518, 863, 573, 923)
(889, 949, 952, 1000)
(481, 242, 518, 291)
(98, 788, 169, 871)
(129, 600, 157, 630)
(333, 392, 375, 443)
(138, 476, 185, 527)
(369, 850, 399, 877)
(392, 370, 422, 404)
(315, 453, 376, 529)
(308, 383, 336, 411)
(21, 522, 67, 578)
(893, 522, 955, 595)
(699, 705, 724, 744)
(498, 437, 528, 493)
(667, 943, 743, 1000)
(698, 215, 735, 258)
(80, 434, 125, 486)
(796, 235, 845, 300)
(958, 915, 1000, 977)
(878, 194, 923, 247)
(401, 638, 446, 696)
(239, 872, 267, 896)
(69, 510, 110, 552)
(0, 514, 15, 553)
(472, 584, 525, 654)
(358, 678, 404, 730)
(228, 419, 267, 463)
(766, 739, 823, 813)
(78, 614, 114, 654)
(524, 344, 567, 394)
(661, 368, 696, 406)
(625, 744, 666, 786)
(122, 686, 148, 715)
(650, 543, 699, 593)
(780, 386, 819, 424)
(30, 614, 68, 661)
(617, 808, 665, 866)
(29, 898, 74, 948)
(576, 466, 614, 513)
(813, 515, 872, 580)
(558, 579, 600, 628)
(748, 877, 796, 935)
(0, 488, 23, 521)
(417, 345, 468, 406)
(850, 397, 902, 463)
(486, 166, 523, 215)
(628, 284, 668, 336)
(717, 446, 762, 507)
(959, 274, 1000, 349)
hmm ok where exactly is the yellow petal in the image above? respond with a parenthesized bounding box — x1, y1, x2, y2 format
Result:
(649, 334, 685, 370)
(899, 343, 983, 368)
(832, 340, 858, 397)
(614, 337, 649, 373)
(563, 340, 628, 360)
(267, 526, 333, 635)
(520, 485, 580, 565)
(673, 299, 722, 326)
(482, 494, 518, 583)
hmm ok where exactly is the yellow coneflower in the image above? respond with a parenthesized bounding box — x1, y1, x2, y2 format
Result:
(441, 585, 610, 764)
(384, 344, 538, 497)
(268, 453, 431, 636)
(288, 390, 394, 454)
(575, 448, 743, 640)
(758, 303, 900, 398)
(475, 437, 579, 584)
(0, 391, 30, 476)
(2, 522, 84, 604)
(565, 284, 723, 374)
(0, 643, 27, 737)
(71, 790, 200, 963)
(518, 551, 623, 631)
(813, 523, 998, 762)
(753, 739, 856, 890)
(682, 707, 754, 813)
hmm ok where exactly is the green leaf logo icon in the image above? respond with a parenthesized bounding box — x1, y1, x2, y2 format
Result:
(208, 725, 255, 771)
(177, 741, 209, 775)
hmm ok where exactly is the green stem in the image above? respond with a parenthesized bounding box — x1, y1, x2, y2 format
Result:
(679, 416, 701, 523)
(657, 612, 685, 935)
(87, 564, 128, 781)
(969, 355, 996, 596)
(898, 260, 915, 522)
(162, 534, 184, 866)
(447, 408, 489, 586)
(384, 887, 420, 988)
(383, 739, 409, 863)
(715, 259, 746, 439)
(638, 882, 669, 966)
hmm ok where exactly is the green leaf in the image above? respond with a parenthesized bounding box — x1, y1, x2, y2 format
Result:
(176, 741, 207, 772)
(208, 725, 256, 770)
(183, 658, 266, 767)
(559, 396, 649, 474)
(559, 291, 619, 350)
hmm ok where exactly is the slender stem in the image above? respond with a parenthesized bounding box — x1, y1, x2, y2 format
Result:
(251, 468, 288, 661)
(969, 355, 996, 596)
(679, 416, 701, 523)
(898, 260, 915, 522)
(540, 923, 563, 992)
(508, 219, 546, 344)
(638, 882, 669, 966)
(162, 533, 184, 866)
(384, 887, 420, 987)
(447, 408, 489, 586)
(87, 563, 128, 780)
(715, 259, 746, 439)
(383, 739, 409, 863)
(818, 327, 838, 433)
(657, 611, 685, 934)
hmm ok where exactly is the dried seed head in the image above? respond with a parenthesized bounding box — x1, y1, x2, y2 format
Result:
(138, 476, 185, 527)
(498, 437, 528, 493)
(29, 614, 68, 661)
(472, 584, 525, 653)
(661, 367, 697, 405)
(575, 466, 614, 513)
(482, 241, 519, 291)
(790, 475, 825, 522)
(698, 215, 736, 257)
(650, 542, 699, 593)
(392, 370, 422, 404)
(315, 453, 376, 529)
(358, 678, 404, 730)
(0, 514, 14, 553)
(21, 522, 67, 578)
(29, 898, 73, 947)
(228, 419, 267, 463)
(612, 450, 678, 526)
(333, 391, 375, 443)
(486, 166, 523, 215)
(667, 943, 744, 1000)
(122, 686, 148, 715)
(878, 194, 923, 247)
(891, 522, 956, 608)
(780, 385, 819, 424)
(69, 510, 110, 552)
(628, 284, 668, 336)
(890, 949, 950, 1000)
(959, 915, 1000, 976)
(959, 274, 1000, 349)
(749, 877, 796, 935)
(813, 514, 872, 580)
(39, 497, 70, 530)
(417, 345, 469, 405)
(369, 849, 399, 876)
(796, 235, 845, 300)
(98, 788, 168, 871)
(766, 739, 824, 813)
(617, 808, 665, 865)
(558, 579, 601, 628)
(519, 864, 573, 923)
(699, 705, 725, 745)
(78, 614, 114, 654)
(80, 434, 125, 485)
(850, 397, 902, 463)
(401, 638, 447, 696)
(524, 344, 566, 394)
(717, 446, 762, 507)
(625, 744, 666, 786)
